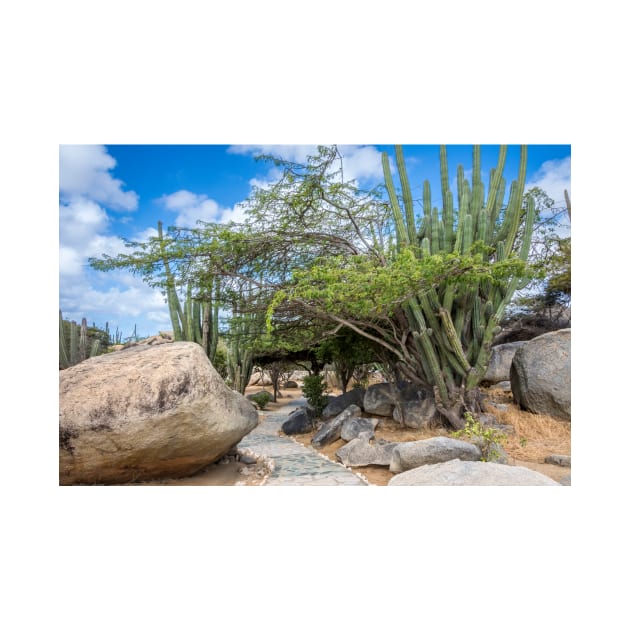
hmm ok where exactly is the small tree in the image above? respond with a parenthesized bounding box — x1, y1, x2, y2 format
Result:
(302, 374, 327, 417)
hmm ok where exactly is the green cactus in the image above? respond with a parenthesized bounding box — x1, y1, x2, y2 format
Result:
(157, 220, 219, 363)
(381, 145, 535, 428)
(59, 311, 105, 369)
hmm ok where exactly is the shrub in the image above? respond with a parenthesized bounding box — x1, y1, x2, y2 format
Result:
(250, 391, 272, 410)
(302, 374, 327, 417)
(452, 412, 506, 462)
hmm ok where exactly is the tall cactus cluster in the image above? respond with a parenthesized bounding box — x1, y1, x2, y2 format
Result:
(59, 311, 102, 369)
(226, 302, 257, 394)
(157, 221, 219, 363)
(381, 145, 535, 427)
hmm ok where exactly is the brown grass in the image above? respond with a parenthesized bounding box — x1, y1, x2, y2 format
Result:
(482, 388, 571, 462)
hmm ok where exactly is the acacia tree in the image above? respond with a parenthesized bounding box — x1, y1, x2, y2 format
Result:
(90, 145, 537, 428)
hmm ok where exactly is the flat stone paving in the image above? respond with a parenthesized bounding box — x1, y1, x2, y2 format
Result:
(238, 398, 368, 486)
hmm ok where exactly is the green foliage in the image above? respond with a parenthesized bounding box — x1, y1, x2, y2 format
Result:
(316, 329, 378, 393)
(89, 145, 542, 427)
(452, 412, 506, 462)
(302, 374, 327, 418)
(212, 339, 229, 379)
(250, 390, 272, 410)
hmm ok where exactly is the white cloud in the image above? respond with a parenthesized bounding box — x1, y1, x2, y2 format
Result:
(228, 144, 318, 164)
(228, 144, 385, 187)
(336, 145, 384, 183)
(59, 145, 139, 211)
(526, 156, 571, 206)
(59, 145, 168, 337)
(159, 190, 245, 227)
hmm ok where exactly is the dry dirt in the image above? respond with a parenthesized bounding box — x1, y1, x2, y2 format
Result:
(136, 383, 570, 486)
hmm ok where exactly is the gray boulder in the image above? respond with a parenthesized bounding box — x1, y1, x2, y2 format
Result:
(321, 387, 365, 420)
(311, 404, 362, 447)
(388, 459, 561, 485)
(390, 437, 482, 473)
(283, 380, 299, 389)
(281, 407, 316, 435)
(340, 417, 379, 442)
(59, 342, 259, 485)
(483, 341, 527, 383)
(393, 397, 438, 428)
(363, 381, 424, 416)
(510, 329, 571, 420)
(336, 436, 399, 467)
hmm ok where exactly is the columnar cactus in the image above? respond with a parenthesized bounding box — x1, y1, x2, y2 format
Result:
(157, 220, 219, 363)
(381, 145, 536, 427)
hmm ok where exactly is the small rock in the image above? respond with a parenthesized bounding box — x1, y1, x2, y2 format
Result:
(312, 404, 362, 447)
(239, 454, 258, 465)
(340, 417, 379, 442)
(544, 454, 571, 467)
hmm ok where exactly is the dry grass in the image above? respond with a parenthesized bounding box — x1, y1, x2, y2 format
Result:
(482, 388, 571, 462)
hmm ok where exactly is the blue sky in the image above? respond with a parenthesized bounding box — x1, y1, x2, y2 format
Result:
(59, 144, 571, 339)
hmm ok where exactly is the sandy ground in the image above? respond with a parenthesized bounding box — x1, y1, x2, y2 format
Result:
(135, 383, 570, 486)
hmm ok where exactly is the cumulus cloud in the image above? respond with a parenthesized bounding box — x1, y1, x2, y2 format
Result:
(526, 156, 571, 206)
(59, 145, 168, 336)
(159, 190, 246, 227)
(59, 145, 139, 211)
(228, 144, 385, 187)
(227, 144, 319, 164)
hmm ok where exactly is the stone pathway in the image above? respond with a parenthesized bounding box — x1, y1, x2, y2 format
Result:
(237, 398, 368, 486)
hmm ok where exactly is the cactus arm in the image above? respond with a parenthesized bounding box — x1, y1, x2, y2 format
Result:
(395, 146, 417, 243)
(382, 152, 410, 249)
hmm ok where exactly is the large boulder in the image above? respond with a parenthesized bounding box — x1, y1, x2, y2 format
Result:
(363, 381, 422, 416)
(390, 437, 482, 473)
(311, 404, 362, 447)
(392, 397, 438, 429)
(483, 341, 527, 384)
(321, 387, 365, 420)
(388, 459, 561, 486)
(336, 436, 399, 467)
(59, 342, 258, 485)
(510, 329, 571, 420)
(281, 406, 316, 435)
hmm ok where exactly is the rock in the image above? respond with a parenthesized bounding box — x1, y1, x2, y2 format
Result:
(321, 388, 365, 420)
(340, 417, 379, 442)
(392, 397, 438, 428)
(363, 381, 423, 416)
(311, 404, 362, 447)
(510, 329, 571, 420)
(238, 454, 258, 465)
(478, 413, 499, 426)
(493, 381, 512, 391)
(284, 380, 299, 389)
(388, 459, 561, 485)
(59, 342, 259, 485)
(559, 474, 571, 486)
(469, 437, 509, 464)
(336, 436, 399, 467)
(390, 437, 482, 473)
(544, 454, 571, 467)
(281, 407, 316, 435)
(248, 372, 272, 386)
(483, 341, 527, 383)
